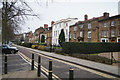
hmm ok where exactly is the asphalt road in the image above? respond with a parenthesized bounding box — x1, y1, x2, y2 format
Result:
(17, 46, 114, 80)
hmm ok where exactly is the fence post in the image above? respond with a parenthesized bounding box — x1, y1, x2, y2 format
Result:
(31, 54, 34, 70)
(69, 67, 74, 80)
(4, 55, 7, 74)
(49, 60, 52, 80)
(38, 56, 41, 77)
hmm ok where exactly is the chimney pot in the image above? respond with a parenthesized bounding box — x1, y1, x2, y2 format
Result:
(103, 12, 109, 17)
(44, 24, 48, 28)
(84, 14, 88, 21)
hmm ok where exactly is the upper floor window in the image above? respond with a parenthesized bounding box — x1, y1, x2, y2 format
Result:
(54, 31, 55, 37)
(111, 21, 115, 26)
(102, 30, 108, 37)
(88, 31, 91, 38)
(66, 23, 68, 27)
(118, 21, 120, 25)
(118, 29, 120, 36)
(88, 23, 91, 29)
(66, 29, 68, 36)
(74, 26, 77, 31)
(74, 33, 76, 39)
(70, 34, 71, 39)
(103, 22, 107, 27)
(80, 25, 83, 28)
(58, 30, 59, 35)
(55, 25, 57, 29)
(111, 29, 115, 37)
(59, 24, 61, 27)
(56, 31, 57, 36)
(80, 31, 83, 37)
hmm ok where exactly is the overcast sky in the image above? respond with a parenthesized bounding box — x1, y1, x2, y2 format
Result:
(20, 0, 120, 33)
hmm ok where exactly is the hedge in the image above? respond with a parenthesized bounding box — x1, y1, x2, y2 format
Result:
(21, 43, 33, 48)
(62, 42, 120, 54)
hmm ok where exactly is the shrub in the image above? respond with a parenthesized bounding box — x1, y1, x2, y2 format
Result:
(21, 43, 33, 48)
(62, 42, 120, 54)
(32, 45, 38, 49)
(38, 45, 45, 51)
(32, 45, 36, 49)
(54, 48, 63, 53)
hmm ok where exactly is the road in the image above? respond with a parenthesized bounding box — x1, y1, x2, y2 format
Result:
(16, 45, 115, 80)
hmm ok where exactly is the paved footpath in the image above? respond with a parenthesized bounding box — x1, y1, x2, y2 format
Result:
(14, 44, 120, 78)
(1, 54, 46, 80)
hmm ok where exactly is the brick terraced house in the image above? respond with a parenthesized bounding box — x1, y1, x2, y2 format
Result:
(99, 14, 120, 42)
(69, 12, 120, 42)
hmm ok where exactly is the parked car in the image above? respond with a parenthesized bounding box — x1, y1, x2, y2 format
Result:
(2, 44, 19, 54)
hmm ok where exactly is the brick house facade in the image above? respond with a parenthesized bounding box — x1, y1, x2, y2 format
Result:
(99, 15, 120, 42)
(69, 13, 120, 42)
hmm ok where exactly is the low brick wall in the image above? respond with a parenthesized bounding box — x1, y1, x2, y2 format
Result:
(98, 52, 120, 61)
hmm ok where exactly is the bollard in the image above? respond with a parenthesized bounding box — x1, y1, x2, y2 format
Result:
(111, 52, 113, 65)
(31, 54, 34, 70)
(38, 56, 41, 77)
(4, 55, 7, 74)
(49, 71, 52, 80)
(69, 68, 74, 80)
(49, 60, 52, 71)
(49, 60, 52, 80)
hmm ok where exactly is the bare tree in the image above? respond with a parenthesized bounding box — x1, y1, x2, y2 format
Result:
(2, 0, 40, 42)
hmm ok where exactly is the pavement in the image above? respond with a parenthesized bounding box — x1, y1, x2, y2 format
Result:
(14, 44, 120, 78)
(1, 53, 46, 80)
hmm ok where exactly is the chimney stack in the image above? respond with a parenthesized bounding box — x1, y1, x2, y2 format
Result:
(84, 14, 88, 21)
(103, 12, 109, 17)
(44, 24, 48, 28)
(51, 21, 54, 26)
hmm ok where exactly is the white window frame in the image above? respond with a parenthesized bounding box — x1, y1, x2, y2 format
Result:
(66, 29, 68, 36)
(103, 22, 107, 27)
(101, 38, 109, 42)
(80, 31, 83, 37)
(59, 24, 61, 27)
(66, 23, 68, 27)
(74, 33, 76, 39)
(80, 25, 83, 28)
(88, 31, 91, 38)
(56, 31, 57, 37)
(74, 26, 77, 31)
(117, 37, 120, 42)
(88, 23, 91, 29)
(70, 34, 71, 39)
(111, 21, 115, 26)
(54, 31, 55, 37)
(102, 30, 108, 37)
(111, 30, 115, 37)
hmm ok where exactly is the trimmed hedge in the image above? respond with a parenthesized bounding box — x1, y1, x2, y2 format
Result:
(21, 43, 33, 48)
(62, 42, 120, 54)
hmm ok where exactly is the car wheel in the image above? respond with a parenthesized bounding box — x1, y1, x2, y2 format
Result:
(11, 50, 15, 54)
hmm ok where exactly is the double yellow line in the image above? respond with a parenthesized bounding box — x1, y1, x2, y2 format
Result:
(27, 50, 118, 79)
(17, 45, 119, 79)
(18, 51, 61, 80)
